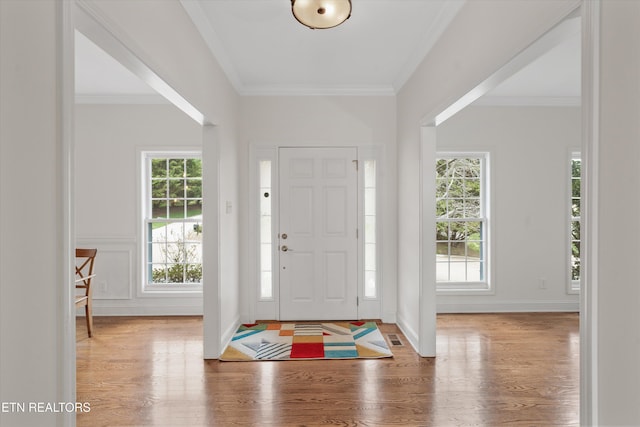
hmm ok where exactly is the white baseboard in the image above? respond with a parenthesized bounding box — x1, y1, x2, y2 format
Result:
(436, 300, 579, 313)
(220, 315, 241, 356)
(396, 313, 420, 355)
(88, 305, 203, 316)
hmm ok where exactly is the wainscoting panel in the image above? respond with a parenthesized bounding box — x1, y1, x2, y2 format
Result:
(76, 238, 135, 300)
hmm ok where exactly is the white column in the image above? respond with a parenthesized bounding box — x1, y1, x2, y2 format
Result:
(419, 127, 437, 357)
(593, 1, 640, 424)
(202, 124, 220, 358)
(0, 1, 74, 425)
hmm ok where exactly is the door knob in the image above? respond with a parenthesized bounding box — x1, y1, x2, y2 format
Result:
(281, 245, 289, 252)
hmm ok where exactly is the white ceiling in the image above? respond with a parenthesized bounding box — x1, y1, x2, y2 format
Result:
(75, 1, 580, 103)
(180, 0, 465, 95)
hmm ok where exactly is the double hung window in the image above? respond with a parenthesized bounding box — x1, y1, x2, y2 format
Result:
(436, 153, 489, 291)
(143, 153, 203, 291)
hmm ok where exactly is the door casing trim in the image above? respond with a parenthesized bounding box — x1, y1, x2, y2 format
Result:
(248, 144, 384, 322)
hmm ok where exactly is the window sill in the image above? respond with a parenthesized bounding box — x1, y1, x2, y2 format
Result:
(436, 283, 494, 296)
(140, 286, 203, 298)
(567, 281, 580, 295)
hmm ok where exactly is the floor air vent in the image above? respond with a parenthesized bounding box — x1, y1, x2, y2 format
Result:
(387, 334, 404, 346)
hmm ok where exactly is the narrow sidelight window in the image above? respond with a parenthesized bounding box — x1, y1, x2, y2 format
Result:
(363, 159, 377, 298)
(259, 160, 273, 299)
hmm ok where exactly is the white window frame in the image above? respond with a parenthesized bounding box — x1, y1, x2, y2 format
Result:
(357, 146, 382, 319)
(250, 147, 279, 320)
(258, 157, 275, 301)
(568, 151, 581, 294)
(436, 152, 492, 294)
(362, 158, 378, 299)
(140, 150, 203, 295)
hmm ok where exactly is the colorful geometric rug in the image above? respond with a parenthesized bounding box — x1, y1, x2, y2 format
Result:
(220, 321, 393, 361)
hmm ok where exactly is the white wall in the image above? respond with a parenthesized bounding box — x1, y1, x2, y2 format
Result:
(436, 105, 581, 312)
(396, 0, 580, 354)
(0, 1, 69, 425)
(239, 96, 398, 322)
(75, 104, 203, 314)
(596, 1, 640, 423)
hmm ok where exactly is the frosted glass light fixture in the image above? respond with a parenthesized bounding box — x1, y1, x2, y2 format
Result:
(291, 0, 352, 30)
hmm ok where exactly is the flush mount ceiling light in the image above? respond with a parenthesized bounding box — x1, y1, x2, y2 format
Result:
(291, 0, 352, 30)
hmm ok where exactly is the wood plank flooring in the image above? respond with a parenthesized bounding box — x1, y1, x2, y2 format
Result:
(76, 313, 579, 426)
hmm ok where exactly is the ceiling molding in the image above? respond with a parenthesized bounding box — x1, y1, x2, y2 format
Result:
(240, 84, 396, 97)
(182, 0, 466, 97)
(80, 1, 579, 102)
(180, 0, 395, 97)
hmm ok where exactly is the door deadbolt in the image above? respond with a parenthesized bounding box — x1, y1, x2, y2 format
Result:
(281, 233, 288, 240)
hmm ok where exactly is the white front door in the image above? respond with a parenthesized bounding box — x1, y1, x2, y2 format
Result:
(279, 147, 358, 320)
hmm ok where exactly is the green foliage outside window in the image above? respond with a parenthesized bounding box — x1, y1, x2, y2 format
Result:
(151, 158, 202, 219)
(147, 155, 203, 286)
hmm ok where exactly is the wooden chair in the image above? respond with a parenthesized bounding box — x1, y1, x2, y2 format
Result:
(75, 248, 97, 337)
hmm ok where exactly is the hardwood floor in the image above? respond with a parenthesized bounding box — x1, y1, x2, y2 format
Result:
(76, 313, 579, 426)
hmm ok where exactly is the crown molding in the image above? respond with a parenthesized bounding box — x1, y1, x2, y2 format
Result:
(240, 84, 396, 97)
(181, 0, 463, 97)
(74, 94, 579, 107)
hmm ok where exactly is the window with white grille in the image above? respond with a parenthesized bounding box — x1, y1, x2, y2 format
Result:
(436, 153, 489, 291)
(569, 154, 581, 293)
(143, 153, 203, 291)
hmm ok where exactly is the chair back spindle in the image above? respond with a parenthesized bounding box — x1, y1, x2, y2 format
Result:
(75, 248, 97, 337)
